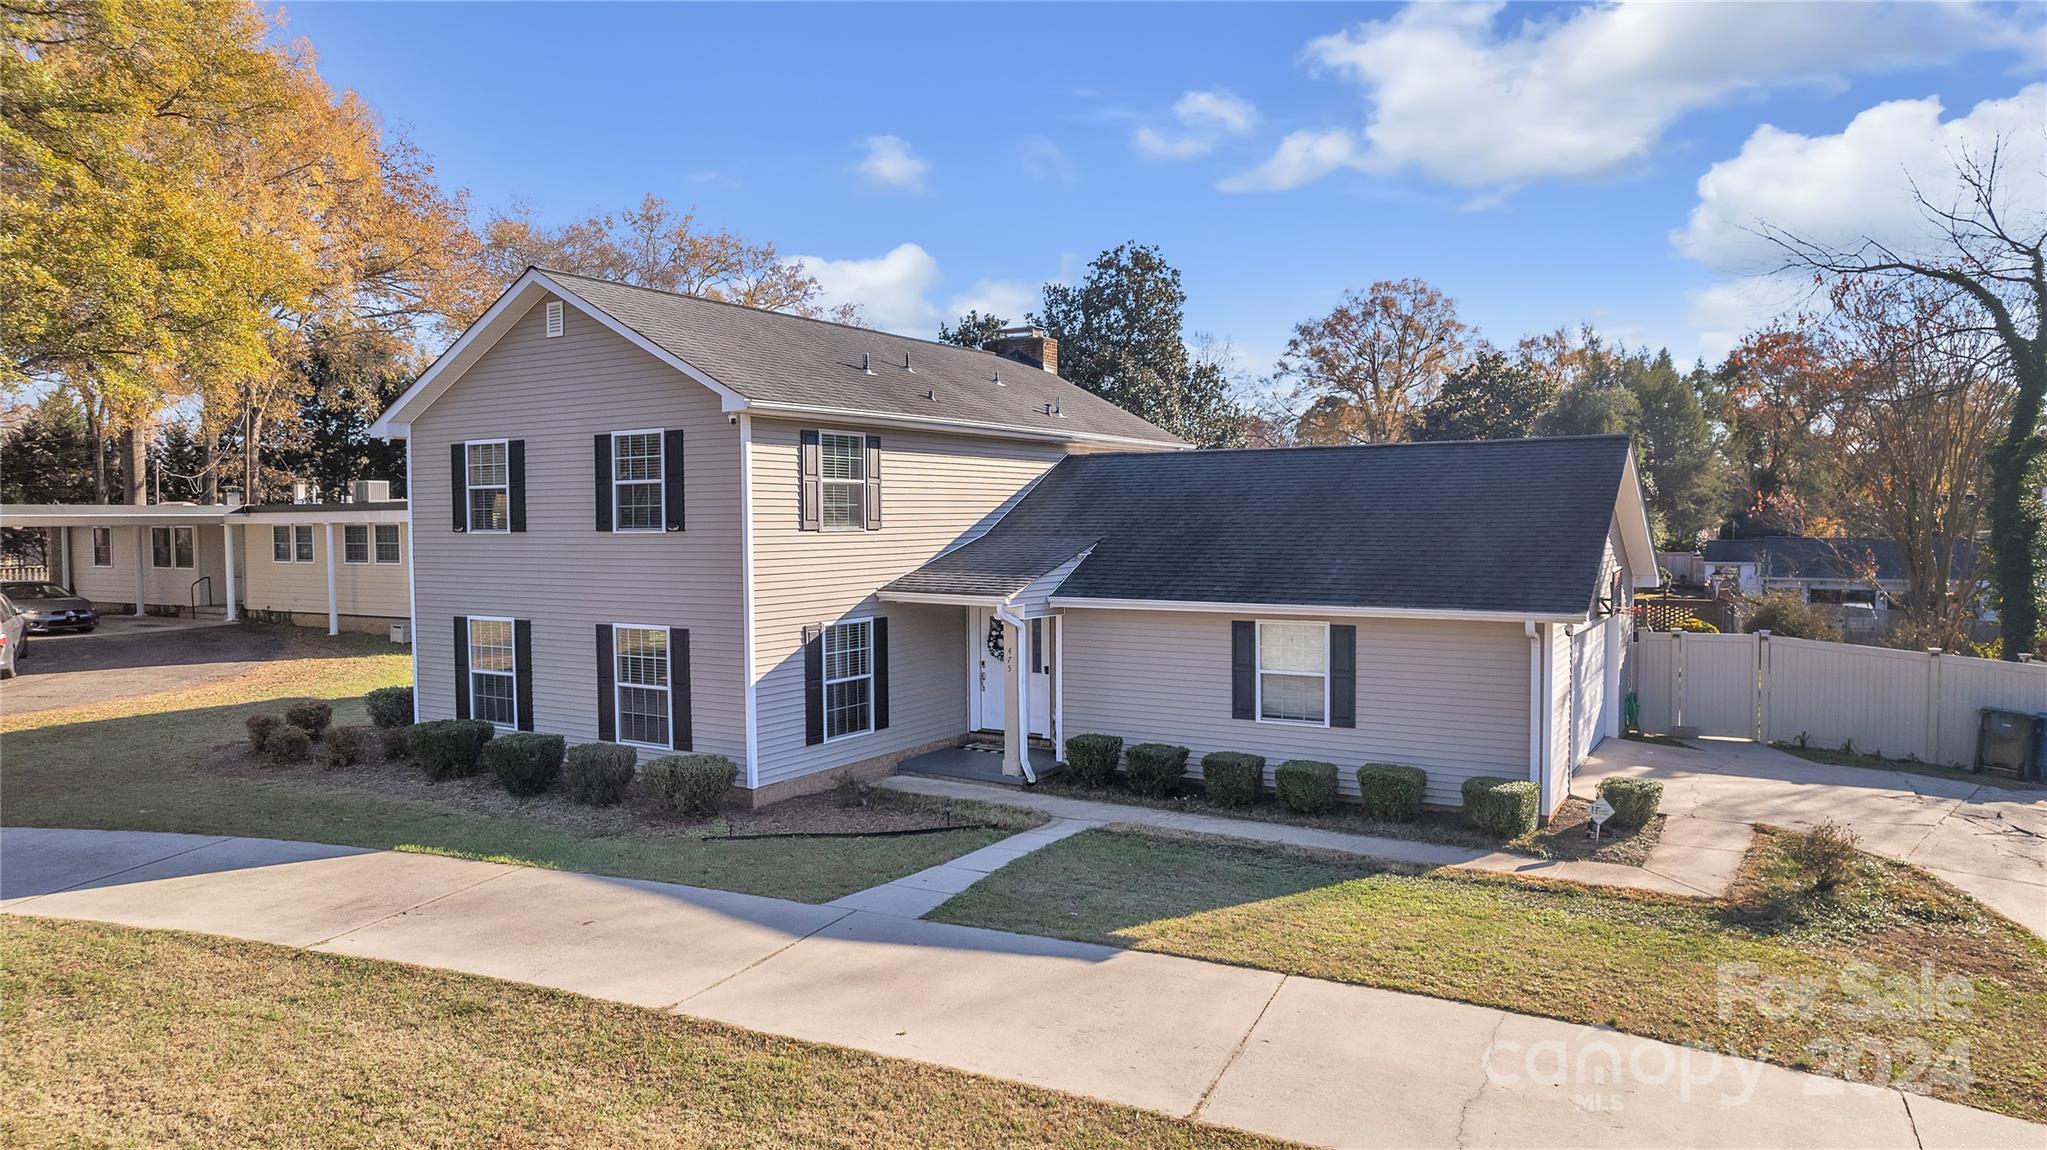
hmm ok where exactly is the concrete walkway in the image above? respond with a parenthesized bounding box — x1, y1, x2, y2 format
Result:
(877, 775, 1748, 898)
(828, 817, 1097, 917)
(6, 827, 2038, 1149)
(1579, 738, 2047, 937)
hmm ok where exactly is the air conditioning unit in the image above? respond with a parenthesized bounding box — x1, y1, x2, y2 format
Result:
(351, 479, 392, 503)
(291, 482, 320, 505)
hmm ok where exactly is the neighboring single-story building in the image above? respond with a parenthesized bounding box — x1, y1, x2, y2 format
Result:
(1700, 535, 1979, 613)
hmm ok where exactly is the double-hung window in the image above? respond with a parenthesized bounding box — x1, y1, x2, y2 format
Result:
(467, 617, 517, 727)
(374, 524, 401, 563)
(1256, 621, 1329, 726)
(819, 431, 866, 530)
(150, 526, 194, 569)
(343, 525, 370, 564)
(612, 625, 671, 747)
(611, 430, 664, 532)
(294, 525, 315, 563)
(91, 527, 112, 567)
(272, 526, 292, 563)
(466, 441, 509, 532)
(823, 618, 874, 740)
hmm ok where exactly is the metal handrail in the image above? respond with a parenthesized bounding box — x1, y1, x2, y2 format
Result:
(189, 576, 213, 618)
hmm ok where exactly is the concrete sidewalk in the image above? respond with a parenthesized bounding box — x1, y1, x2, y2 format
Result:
(877, 775, 1749, 897)
(5, 828, 2038, 1149)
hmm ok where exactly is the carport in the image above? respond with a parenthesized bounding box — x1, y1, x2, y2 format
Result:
(0, 503, 239, 622)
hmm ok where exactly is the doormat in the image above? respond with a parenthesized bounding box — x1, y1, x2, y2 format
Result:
(960, 742, 1003, 754)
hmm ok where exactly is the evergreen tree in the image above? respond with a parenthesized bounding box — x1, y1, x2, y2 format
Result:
(937, 310, 1011, 349)
(1413, 350, 1558, 441)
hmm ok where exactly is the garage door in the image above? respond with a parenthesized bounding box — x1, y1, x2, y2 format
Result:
(1571, 622, 1607, 765)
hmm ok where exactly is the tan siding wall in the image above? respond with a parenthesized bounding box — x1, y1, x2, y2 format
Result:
(65, 523, 227, 609)
(241, 523, 410, 618)
(409, 295, 744, 759)
(1061, 609, 1533, 806)
(749, 417, 1064, 786)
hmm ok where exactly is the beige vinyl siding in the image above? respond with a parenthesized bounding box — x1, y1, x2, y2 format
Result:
(1012, 551, 1088, 617)
(65, 523, 227, 609)
(1547, 621, 1571, 792)
(409, 294, 744, 759)
(1061, 609, 1533, 807)
(241, 523, 411, 619)
(749, 417, 1066, 786)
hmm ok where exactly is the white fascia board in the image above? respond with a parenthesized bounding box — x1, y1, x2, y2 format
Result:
(0, 504, 231, 526)
(742, 401, 1188, 452)
(1616, 451, 1660, 587)
(233, 506, 411, 525)
(368, 269, 749, 439)
(1048, 596, 1581, 624)
(875, 589, 1008, 607)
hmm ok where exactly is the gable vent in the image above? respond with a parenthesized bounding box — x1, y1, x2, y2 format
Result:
(544, 300, 564, 338)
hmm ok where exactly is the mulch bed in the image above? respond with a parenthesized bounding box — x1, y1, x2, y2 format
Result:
(1513, 795, 1664, 866)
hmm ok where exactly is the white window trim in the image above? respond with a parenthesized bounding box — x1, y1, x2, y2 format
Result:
(272, 525, 292, 563)
(465, 438, 511, 534)
(609, 427, 666, 535)
(342, 524, 370, 564)
(467, 614, 518, 731)
(293, 524, 315, 564)
(374, 523, 402, 564)
(610, 622, 674, 750)
(150, 526, 196, 570)
(822, 614, 876, 742)
(817, 427, 869, 534)
(1254, 619, 1331, 729)
(91, 527, 112, 567)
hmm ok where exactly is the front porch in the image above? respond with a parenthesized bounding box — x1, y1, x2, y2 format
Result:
(899, 743, 1061, 787)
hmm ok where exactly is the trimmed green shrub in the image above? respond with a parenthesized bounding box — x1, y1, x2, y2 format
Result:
(1596, 777, 1663, 829)
(1124, 743, 1189, 797)
(483, 732, 566, 797)
(265, 725, 311, 766)
(642, 754, 737, 817)
(564, 743, 639, 806)
(1201, 751, 1265, 808)
(284, 700, 333, 739)
(364, 686, 414, 729)
(379, 725, 412, 761)
(1274, 760, 1339, 814)
(410, 719, 496, 781)
(1356, 763, 1427, 822)
(324, 725, 371, 769)
(1063, 734, 1123, 787)
(1462, 776, 1539, 838)
(245, 713, 280, 752)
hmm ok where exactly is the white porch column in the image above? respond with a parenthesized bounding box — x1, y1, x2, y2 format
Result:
(132, 526, 146, 615)
(323, 521, 339, 635)
(222, 521, 238, 621)
(1001, 617, 1025, 777)
(1052, 615, 1065, 759)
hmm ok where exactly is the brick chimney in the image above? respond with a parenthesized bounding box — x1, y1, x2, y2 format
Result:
(984, 326, 1059, 375)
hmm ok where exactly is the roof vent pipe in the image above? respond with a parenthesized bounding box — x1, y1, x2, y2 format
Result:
(860, 353, 873, 375)
(904, 352, 914, 372)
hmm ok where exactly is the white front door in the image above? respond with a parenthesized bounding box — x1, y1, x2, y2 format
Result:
(974, 607, 1006, 732)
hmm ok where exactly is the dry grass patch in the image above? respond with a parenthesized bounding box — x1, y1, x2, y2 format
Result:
(0, 917, 1291, 1150)
(930, 825, 2047, 1122)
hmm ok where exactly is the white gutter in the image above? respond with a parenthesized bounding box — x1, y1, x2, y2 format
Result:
(876, 590, 1009, 607)
(1051, 596, 1583, 625)
(740, 402, 1188, 452)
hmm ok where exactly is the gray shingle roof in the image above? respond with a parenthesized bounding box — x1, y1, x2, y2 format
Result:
(883, 435, 1635, 616)
(1701, 536, 1970, 583)
(543, 270, 1184, 447)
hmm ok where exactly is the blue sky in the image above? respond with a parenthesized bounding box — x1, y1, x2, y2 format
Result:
(282, 1, 2044, 380)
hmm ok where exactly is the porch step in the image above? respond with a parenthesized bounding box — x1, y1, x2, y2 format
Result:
(190, 605, 229, 619)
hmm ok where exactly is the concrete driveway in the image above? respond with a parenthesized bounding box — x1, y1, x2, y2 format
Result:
(0, 618, 283, 718)
(1577, 737, 2047, 937)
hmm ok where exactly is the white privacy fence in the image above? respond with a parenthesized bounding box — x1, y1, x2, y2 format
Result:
(1630, 630, 2047, 767)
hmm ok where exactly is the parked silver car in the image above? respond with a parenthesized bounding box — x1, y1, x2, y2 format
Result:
(0, 581, 97, 633)
(0, 594, 25, 679)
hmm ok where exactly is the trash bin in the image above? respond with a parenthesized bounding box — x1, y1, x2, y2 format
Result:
(389, 622, 410, 645)
(1976, 709, 2041, 779)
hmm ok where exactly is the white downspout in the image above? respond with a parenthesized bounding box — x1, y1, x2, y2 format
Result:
(1526, 618, 1543, 798)
(994, 602, 1037, 784)
(222, 518, 238, 621)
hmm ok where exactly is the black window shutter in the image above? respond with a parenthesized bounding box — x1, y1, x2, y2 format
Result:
(507, 439, 527, 532)
(450, 444, 468, 532)
(514, 619, 535, 731)
(663, 428, 686, 532)
(803, 624, 824, 744)
(593, 433, 612, 532)
(671, 627, 692, 749)
(1330, 624, 1357, 729)
(453, 615, 471, 719)
(595, 624, 616, 741)
(872, 618, 889, 730)
(798, 429, 821, 531)
(864, 435, 882, 530)
(1231, 620, 1255, 721)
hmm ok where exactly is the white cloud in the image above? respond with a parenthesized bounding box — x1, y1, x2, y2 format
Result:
(794, 243, 944, 333)
(1017, 135, 1079, 184)
(1673, 85, 2046, 272)
(1675, 85, 2046, 355)
(945, 278, 1040, 325)
(1241, 1, 2035, 192)
(1134, 87, 1260, 160)
(1217, 128, 1362, 192)
(853, 135, 928, 193)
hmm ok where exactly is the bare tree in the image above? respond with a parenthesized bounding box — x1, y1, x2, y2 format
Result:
(1764, 143, 2044, 655)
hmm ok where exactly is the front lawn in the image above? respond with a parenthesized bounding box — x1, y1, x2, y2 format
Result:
(0, 917, 1286, 1149)
(930, 825, 2047, 1122)
(1, 626, 1030, 903)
